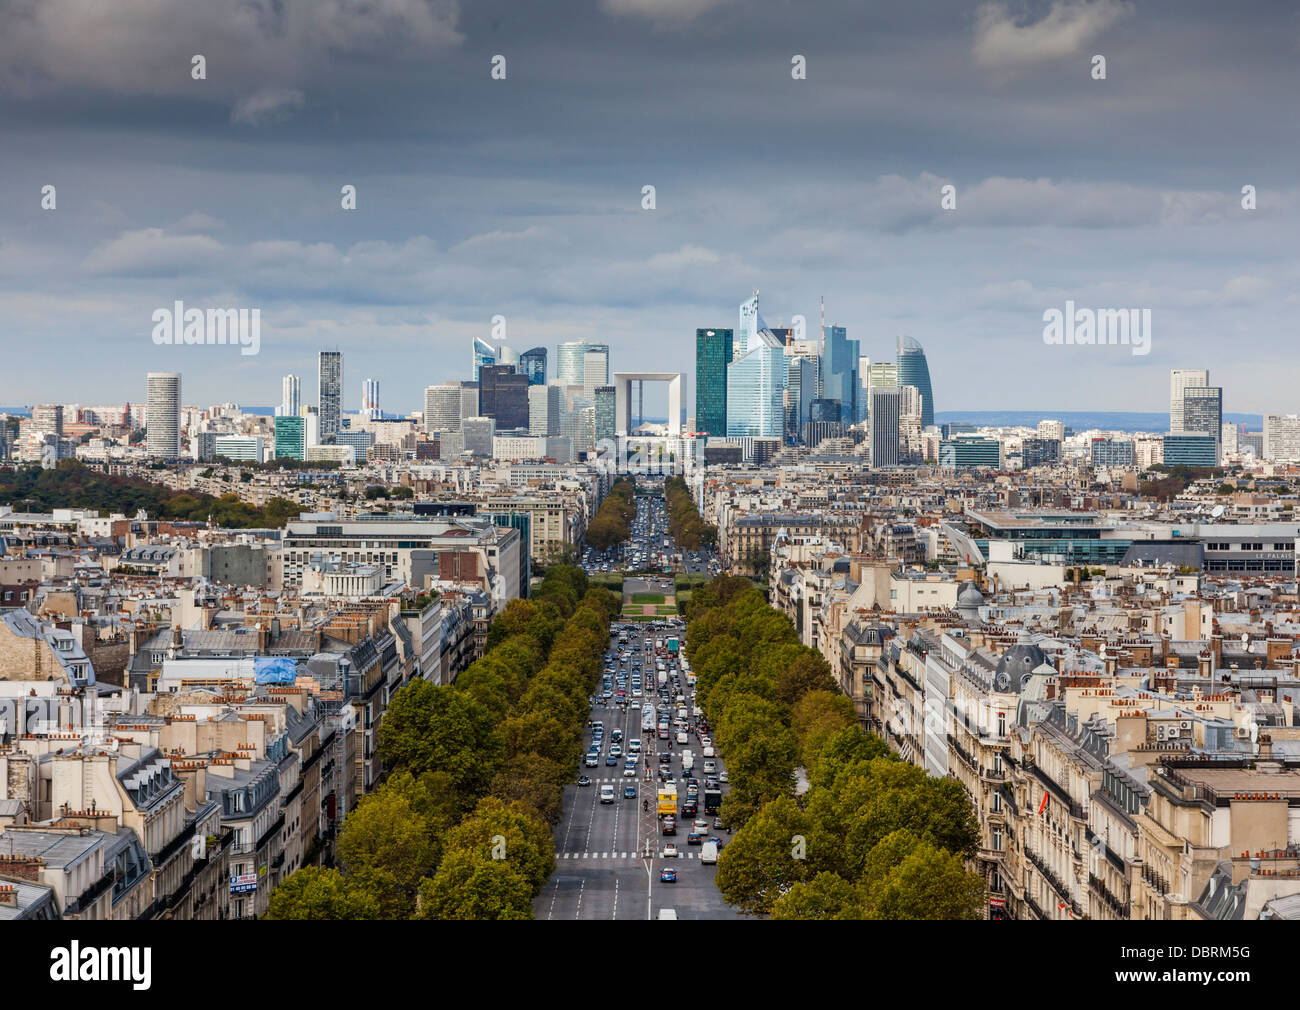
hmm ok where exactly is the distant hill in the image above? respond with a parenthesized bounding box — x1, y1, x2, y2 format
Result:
(936, 411, 1262, 433)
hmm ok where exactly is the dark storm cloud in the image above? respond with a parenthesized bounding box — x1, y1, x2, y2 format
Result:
(0, 0, 1297, 415)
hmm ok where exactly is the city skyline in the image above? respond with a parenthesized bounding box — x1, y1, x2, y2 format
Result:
(3, 1, 1298, 412)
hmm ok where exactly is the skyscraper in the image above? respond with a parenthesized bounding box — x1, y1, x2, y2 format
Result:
(145, 372, 182, 458)
(459, 381, 479, 421)
(520, 347, 547, 385)
(557, 342, 610, 387)
(822, 325, 860, 427)
(529, 383, 564, 436)
(737, 291, 763, 359)
(478, 364, 530, 430)
(895, 336, 934, 429)
(279, 374, 301, 417)
(784, 355, 815, 441)
(1169, 369, 1209, 434)
(361, 378, 381, 420)
(31, 404, 63, 436)
(424, 383, 463, 433)
(582, 348, 609, 401)
(274, 415, 306, 460)
(1182, 385, 1223, 445)
(318, 351, 342, 443)
(869, 386, 901, 468)
(726, 344, 785, 439)
(594, 386, 616, 444)
(695, 327, 733, 437)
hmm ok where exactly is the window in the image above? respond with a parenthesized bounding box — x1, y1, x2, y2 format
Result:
(991, 827, 1003, 851)
(993, 753, 1003, 775)
(997, 712, 1007, 736)
(991, 791, 1003, 813)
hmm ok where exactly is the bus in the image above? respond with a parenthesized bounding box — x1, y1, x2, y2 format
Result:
(641, 703, 656, 732)
(657, 784, 678, 817)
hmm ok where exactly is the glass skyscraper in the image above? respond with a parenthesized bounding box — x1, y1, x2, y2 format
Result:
(557, 342, 610, 387)
(822, 326, 860, 427)
(726, 345, 785, 439)
(869, 386, 901, 468)
(520, 347, 547, 385)
(695, 328, 733, 437)
(896, 336, 934, 429)
(274, 415, 306, 460)
(594, 386, 617, 443)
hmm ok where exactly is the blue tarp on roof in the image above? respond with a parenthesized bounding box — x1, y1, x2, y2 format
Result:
(254, 657, 297, 684)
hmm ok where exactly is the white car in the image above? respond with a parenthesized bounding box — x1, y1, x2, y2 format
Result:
(676, 731, 688, 744)
(663, 844, 678, 858)
(693, 819, 709, 834)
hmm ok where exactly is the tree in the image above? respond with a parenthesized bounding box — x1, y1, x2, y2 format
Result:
(771, 871, 868, 920)
(416, 849, 534, 920)
(861, 831, 986, 920)
(336, 780, 442, 918)
(439, 796, 555, 896)
(791, 691, 858, 771)
(266, 867, 381, 920)
(714, 796, 816, 914)
(377, 679, 502, 805)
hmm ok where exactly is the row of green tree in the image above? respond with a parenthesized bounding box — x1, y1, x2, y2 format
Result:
(268, 565, 618, 919)
(0, 460, 300, 527)
(684, 575, 985, 919)
(664, 476, 717, 551)
(584, 477, 637, 550)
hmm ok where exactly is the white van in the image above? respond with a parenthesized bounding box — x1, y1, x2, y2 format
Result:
(599, 784, 616, 804)
(700, 841, 718, 865)
(658, 908, 678, 920)
(702, 745, 715, 758)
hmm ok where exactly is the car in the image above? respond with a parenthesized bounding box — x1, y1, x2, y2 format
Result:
(693, 819, 709, 833)
(703, 761, 716, 774)
(584, 755, 598, 767)
(687, 831, 702, 845)
(660, 867, 678, 883)
(623, 761, 637, 777)
(605, 753, 618, 766)
(658, 753, 672, 765)
(660, 770, 675, 783)
(662, 817, 676, 835)
(610, 745, 623, 758)
(628, 739, 642, 753)
(680, 801, 697, 817)
(624, 784, 638, 799)
(577, 775, 591, 787)
(663, 844, 678, 858)
(713, 817, 729, 832)
(600, 784, 616, 804)
(719, 771, 729, 783)
(676, 731, 688, 744)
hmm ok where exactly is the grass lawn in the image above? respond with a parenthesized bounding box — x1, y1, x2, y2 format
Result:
(632, 592, 665, 605)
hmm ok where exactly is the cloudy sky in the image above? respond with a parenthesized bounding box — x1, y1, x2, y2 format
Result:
(2, 0, 1297, 417)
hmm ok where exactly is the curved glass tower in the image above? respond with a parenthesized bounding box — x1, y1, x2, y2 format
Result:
(896, 336, 934, 429)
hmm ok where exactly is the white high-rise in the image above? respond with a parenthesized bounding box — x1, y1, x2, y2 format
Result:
(1169, 369, 1209, 434)
(582, 349, 609, 401)
(1264, 415, 1300, 461)
(145, 372, 182, 458)
(424, 383, 463, 433)
(279, 374, 301, 417)
(361, 379, 381, 420)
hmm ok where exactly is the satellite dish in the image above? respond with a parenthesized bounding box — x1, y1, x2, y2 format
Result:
(1211, 505, 1225, 519)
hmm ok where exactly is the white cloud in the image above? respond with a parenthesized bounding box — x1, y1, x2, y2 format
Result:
(231, 88, 305, 126)
(82, 228, 224, 275)
(973, 0, 1132, 70)
(599, 0, 736, 27)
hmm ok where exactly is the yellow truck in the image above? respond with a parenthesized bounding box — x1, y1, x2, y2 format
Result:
(657, 784, 677, 817)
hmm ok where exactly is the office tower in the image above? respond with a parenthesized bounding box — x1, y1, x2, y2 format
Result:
(424, 383, 463, 433)
(529, 383, 564, 436)
(939, 436, 1000, 470)
(1090, 438, 1135, 467)
(867, 361, 898, 390)
(898, 384, 923, 460)
(361, 378, 381, 420)
(279, 374, 301, 417)
(895, 337, 934, 430)
(1169, 369, 1209, 434)
(1263, 415, 1300, 461)
(520, 347, 547, 385)
(1221, 423, 1239, 455)
(337, 428, 375, 462)
(318, 351, 342, 443)
(458, 380, 479, 422)
(461, 416, 496, 456)
(1241, 430, 1265, 459)
(785, 356, 815, 441)
(556, 342, 610, 387)
(785, 339, 823, 399)
(594, 386, 616, 443)
(214, 435, 264, 463)
(582, 348, 609, 401)
(473, 336, 498, 381)
(869, 386, 901, 468)
(726, 344, 785, 439)
(1183, 385, 1222, 437)
(1021, 437, 1062, 468)
(822, 325, 860, 426)
(145, 372, 182, 458)
(695, 328, 734, 437)
(479, 365, 530, 430)
(303, 407, 320, 448)
(274, 415, 307, 460)
(1162, 434, 1217, 467)
(576, 405, 596, 454)
(1037, 419, 1065, 441)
